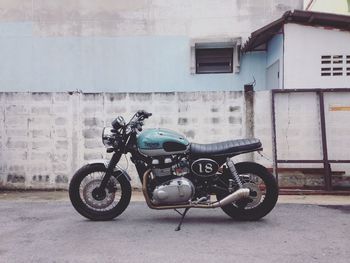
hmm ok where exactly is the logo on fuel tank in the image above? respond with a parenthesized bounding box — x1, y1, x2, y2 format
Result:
(191, 158, 219, 177)
(144, 142, 160, 148)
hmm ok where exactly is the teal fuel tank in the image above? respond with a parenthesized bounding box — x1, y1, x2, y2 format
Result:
(137, 128, 190, 156)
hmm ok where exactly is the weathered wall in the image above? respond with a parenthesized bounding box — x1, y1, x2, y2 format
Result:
(0, 0, 303, 92)
(1, 0, 302, 38)
(0, 91, 244, 189)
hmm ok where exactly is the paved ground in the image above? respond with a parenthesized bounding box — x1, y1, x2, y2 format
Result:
(0, 192, 349, 263)
(2, 190, 350, 204)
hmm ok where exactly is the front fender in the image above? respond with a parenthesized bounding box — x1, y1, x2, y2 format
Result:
(87, 159, 132, 181)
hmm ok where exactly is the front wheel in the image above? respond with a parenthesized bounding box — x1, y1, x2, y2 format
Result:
(216, 162, 278, 221)
(69, 164, 131, 220)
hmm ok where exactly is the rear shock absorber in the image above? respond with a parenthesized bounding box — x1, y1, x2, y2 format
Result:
(226, 158, 243, 189)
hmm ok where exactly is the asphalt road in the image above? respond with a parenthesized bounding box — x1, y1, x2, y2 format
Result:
(0, 200, 349, 263)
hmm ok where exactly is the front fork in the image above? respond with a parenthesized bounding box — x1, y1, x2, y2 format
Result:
(98, 153, 122, 191)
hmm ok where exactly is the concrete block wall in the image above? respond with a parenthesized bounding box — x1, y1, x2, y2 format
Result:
(0, 91, 244, 189)
(0, 93, 77, 189)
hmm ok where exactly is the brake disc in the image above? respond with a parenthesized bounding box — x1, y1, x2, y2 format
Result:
(242, 182, 263, 208)
(82, 179, 116, 209)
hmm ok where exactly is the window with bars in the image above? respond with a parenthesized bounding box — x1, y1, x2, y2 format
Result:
(195, 48, 233, 74)
(321, 55, 350, 76)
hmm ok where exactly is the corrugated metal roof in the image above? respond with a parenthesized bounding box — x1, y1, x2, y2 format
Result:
(242, 10, 350, 52)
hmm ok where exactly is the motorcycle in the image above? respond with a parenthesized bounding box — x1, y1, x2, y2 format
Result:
(69, 110, 278, 230)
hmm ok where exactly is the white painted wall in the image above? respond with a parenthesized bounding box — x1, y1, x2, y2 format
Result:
(284, 23, 350, 89)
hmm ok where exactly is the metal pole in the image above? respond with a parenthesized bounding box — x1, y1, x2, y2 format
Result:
(271, 90, 279, 185)
(318, 91, 332, 191)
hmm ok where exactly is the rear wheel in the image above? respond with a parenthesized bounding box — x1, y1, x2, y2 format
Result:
(216, 162, 278, 221)
(69, 164, 131, 220)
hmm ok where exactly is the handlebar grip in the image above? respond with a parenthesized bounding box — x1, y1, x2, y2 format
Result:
(137, 110, 152, 118)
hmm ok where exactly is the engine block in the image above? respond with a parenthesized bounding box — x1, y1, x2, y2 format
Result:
(151, 178, 195, 205)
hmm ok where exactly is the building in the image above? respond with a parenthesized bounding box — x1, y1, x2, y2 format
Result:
(243, 10, 350, 89)
(243, 10, 350, 191)
(0, 1, 349, 191)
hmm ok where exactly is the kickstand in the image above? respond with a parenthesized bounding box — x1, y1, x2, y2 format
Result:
(174, 207, 190, 231)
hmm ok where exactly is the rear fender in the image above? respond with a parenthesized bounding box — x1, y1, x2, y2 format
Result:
(87, 159, 131, 181)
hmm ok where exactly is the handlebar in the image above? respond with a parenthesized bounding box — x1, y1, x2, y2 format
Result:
(136, 110, 152, 118)
(126, 110, 152, 133)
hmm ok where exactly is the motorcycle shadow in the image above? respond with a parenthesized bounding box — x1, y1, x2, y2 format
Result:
(133, 213, 268, 226)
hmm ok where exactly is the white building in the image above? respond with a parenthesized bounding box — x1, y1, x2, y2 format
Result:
(243, 10, 350, 191)
(243, 10, 350, 89)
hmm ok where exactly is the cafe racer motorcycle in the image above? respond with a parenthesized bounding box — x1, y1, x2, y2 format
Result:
(69, 110, 278, 230)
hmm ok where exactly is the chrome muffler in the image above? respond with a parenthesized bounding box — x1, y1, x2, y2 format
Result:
(209, 188, 250, 208)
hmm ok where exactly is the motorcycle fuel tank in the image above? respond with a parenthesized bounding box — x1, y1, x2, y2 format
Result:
(137, 128, 189, 156)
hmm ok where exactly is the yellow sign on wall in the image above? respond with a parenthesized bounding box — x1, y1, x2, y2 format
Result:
(329, 105, 350, 111)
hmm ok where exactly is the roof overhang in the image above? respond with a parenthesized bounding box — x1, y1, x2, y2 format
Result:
(242, 10, 350, 52)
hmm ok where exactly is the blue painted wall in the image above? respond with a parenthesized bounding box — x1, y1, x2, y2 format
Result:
(0, 22, 267, 92)
(266, 33, 283, 68)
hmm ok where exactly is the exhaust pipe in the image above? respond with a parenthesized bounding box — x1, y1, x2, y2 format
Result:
(210, 188, 250, 208)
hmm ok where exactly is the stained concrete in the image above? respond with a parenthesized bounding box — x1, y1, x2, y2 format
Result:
(0, 198, 349, 263)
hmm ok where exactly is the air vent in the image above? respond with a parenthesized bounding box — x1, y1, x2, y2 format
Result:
(321, 55, 349, 77)
(332, 55, 343, 64)
(321, 55, 331, 64)
(321, 67, 331, 76)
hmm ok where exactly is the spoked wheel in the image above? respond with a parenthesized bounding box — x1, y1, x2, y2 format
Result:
(69, 164, 131, 220)
(216, 162, 278, 221)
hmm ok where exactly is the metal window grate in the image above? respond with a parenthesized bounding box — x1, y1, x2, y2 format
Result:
(195, 48, 233, 74)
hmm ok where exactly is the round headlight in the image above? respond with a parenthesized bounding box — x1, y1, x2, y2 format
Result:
(102, 127, 114, 147)
(112, 116, 126, 130)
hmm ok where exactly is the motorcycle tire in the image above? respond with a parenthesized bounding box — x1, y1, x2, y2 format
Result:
(69, 164, 131, 221)
(216, 162, 278, 221)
